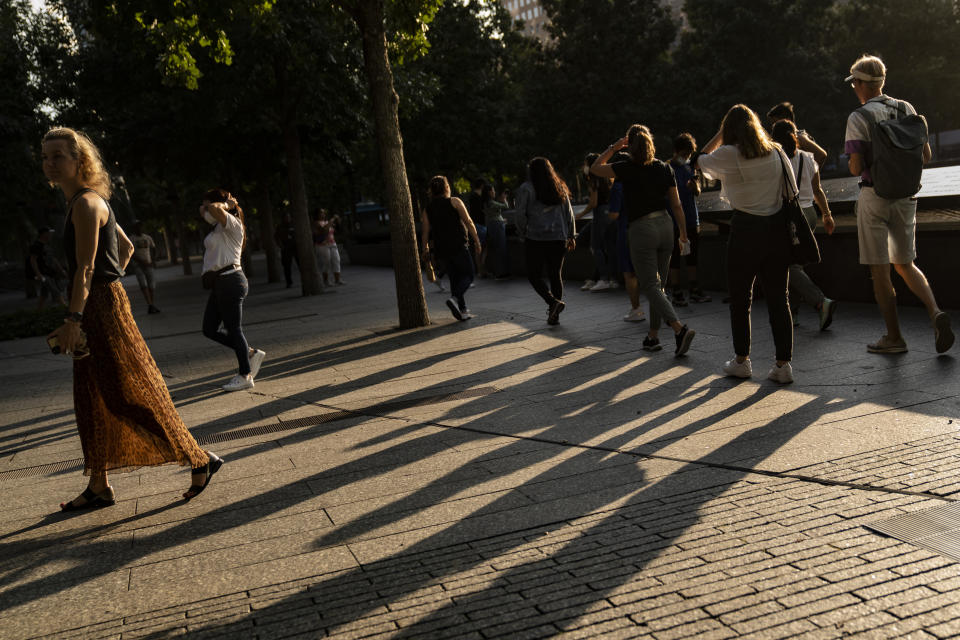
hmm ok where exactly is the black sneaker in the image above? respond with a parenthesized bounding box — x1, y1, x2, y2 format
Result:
(672, 290, 688, 307)
(674, 325, 695, 356)
(446, 298, 464, 321)
(547, 300, 565, 325)
(689, 288, 712, 303)
(642, 336, 662, 351)
(148, 305, 161, 314)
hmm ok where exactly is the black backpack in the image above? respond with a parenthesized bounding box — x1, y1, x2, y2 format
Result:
(856, 98, 928, 200)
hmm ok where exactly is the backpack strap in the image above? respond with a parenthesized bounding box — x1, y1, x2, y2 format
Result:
(777, 151, 800, 201)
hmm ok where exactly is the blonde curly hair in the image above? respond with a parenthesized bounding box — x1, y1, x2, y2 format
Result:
(42, 127, 113, 199)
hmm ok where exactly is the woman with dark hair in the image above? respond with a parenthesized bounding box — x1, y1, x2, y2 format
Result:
(771, 119, 837, 331)
(200, 188, 266, 392)
(421, 175, 481, 321)
(695, 104, 799, 383)
(514, 157, 577, 325)
(42, 127, 222, 509)
(592, 125, 696, 356)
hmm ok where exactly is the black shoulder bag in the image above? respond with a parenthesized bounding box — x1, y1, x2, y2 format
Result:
(778, 152, 820, 266)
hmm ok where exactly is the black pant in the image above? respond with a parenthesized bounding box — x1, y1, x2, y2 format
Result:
(441, 246, 474, 311)
(727, 211, 792, 362)
(525, 239, 566, 305)
(280, 246, 299, 286)
(202, 271, 251, 375)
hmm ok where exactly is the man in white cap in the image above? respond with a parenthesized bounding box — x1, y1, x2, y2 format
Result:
(844, 54, 952, 354)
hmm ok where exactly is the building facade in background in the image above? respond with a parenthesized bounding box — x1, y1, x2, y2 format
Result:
(502, 0, 685, 40)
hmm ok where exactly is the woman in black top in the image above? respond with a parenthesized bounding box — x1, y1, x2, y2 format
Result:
(592, 125, 695, 356)
(43, 127, 221, 510)
(421, 175, 481, 321)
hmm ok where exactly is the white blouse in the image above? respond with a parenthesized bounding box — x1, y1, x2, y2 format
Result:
(202, 212, 244, 274)
(698, 145, 797, 216)
(790, 150, 817, 209)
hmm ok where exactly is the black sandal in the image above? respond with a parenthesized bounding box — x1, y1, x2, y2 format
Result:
(183, 452, 224, 501)
(60, 486, 116, 511)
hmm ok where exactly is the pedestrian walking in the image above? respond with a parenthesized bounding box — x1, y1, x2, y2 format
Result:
(274, 212, 299, 288)
(314, 208, 344, 286)
(467, 178, 488, 277)
(421, 176, 481, 321)
(514, 157, 577, 326)
(200, 188, 266, 391)
(42, 127, 222, 510)
(578, 152, 617, 292)
(28, 226, 68, 308)
(770, 119, 837, 330)
(129, 221, 161, 313)
(481, 184, 510, 279)
(843, 54, 953, 354)
(592, 126, 695, 356)
(607, 154, 646, 323)
(696, 105, 798, 383)
(668, 133, 711, 307)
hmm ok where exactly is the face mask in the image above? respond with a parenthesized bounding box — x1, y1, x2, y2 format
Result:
(203, 211, 218, 225)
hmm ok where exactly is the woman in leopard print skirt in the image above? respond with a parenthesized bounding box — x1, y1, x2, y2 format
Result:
(43, 127, 222, 511)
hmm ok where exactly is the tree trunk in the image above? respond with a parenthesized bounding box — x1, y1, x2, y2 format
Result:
(255, 181, 283, 283)
(354, 0, 429, 328)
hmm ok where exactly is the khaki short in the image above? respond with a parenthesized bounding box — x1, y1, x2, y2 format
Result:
(856, 186, 917, 265)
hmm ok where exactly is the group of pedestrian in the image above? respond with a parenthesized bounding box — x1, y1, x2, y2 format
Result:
(36, 53, 954, 515)
(275, 209, 345, 289)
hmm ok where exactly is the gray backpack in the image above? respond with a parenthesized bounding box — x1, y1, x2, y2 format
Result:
(856, 98, 928, 199)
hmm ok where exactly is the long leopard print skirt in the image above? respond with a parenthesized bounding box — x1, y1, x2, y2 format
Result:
(74, 281, 208, 475)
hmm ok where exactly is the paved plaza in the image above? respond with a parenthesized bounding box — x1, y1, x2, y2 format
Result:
(2, 261, 960, 639)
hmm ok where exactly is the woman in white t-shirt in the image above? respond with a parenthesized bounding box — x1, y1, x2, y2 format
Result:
(696, 104, 799, 384)
(200, 188, 265, 392)
(771, 120, 837, 332)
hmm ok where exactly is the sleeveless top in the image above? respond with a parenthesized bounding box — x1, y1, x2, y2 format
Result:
(63, 188, 124, 284)
(426, 197, 467, 257)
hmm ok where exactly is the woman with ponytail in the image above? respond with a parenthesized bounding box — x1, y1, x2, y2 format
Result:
(42, 127, 222, 509)
(592, 125, 696, 356)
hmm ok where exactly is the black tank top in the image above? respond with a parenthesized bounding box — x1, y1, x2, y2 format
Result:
(63, 188, 124, 284)
(426, 197, 467, 257)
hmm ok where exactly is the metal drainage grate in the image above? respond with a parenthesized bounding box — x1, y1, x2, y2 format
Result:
(0, 386, 498, 482)
(867, 502, 960, 562)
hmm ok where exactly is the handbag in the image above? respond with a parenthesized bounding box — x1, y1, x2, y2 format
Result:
(778, 152, 820, 266)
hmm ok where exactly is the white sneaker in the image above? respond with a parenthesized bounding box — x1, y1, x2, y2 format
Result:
(589, 280, 611, 292)
(767, 362, 794, 384)
(623, 307, 647, 322)
(223, 374, 254, 392)
(580, 280, 596, 291)
(722, 357, 752, 378)
(248, 349, 266, 380)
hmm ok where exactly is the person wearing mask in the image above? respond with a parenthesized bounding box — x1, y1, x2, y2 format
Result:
(514, 157, 577, 325)
(421, 176, 482, 321)
(129, 221, 160, 313)
(592, 126, 696, 356)
(695, 104, 799, 383)
(201, 188, 266, 391)
(42, 127, 222, 509)
(770, 119, 837, 331)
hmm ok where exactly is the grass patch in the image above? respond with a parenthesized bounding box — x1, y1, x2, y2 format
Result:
(0, 305, 67, 341)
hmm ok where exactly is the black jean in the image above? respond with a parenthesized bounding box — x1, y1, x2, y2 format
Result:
(525, 239, 566, 305)
(727, 211, 793, 362)
(441, 246, 475, 311)
(202, 271, 251, 375)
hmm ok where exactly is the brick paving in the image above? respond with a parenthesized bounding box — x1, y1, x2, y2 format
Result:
(2, 263, 960, 639)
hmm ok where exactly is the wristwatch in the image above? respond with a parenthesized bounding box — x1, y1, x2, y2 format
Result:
(65, 311, 83, 323)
